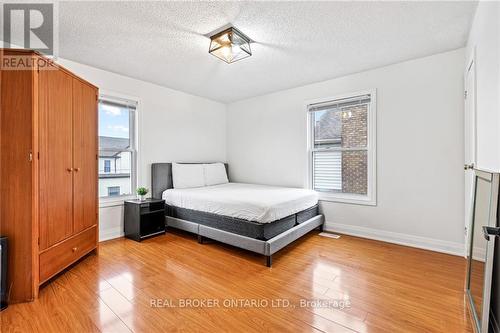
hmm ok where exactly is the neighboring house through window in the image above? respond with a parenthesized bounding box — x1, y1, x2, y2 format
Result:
(98, 96, 138, 198)
(307, 90, 376, 205)
(107, 186, 121, 196)
(104, 160, 111, 173)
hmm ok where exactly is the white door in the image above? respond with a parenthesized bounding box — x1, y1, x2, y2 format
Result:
(464, 58, 476, 255)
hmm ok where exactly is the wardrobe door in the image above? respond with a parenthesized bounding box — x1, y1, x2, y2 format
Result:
(0, 54, 36, 301)
(39, 67, 74, 250)
(72, 78, 98, 233)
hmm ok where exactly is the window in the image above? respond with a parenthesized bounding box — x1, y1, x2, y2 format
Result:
(107, 186, 121, 196)
(307, 91, 376, 205)
(104, 160, 111, 173)
(98, 96, 137, 199)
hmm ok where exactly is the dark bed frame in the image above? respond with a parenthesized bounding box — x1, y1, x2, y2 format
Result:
(151, 162, 324, 267)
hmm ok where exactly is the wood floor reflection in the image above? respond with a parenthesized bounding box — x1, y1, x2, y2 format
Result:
(469, 258, 485, 317)
(1, 230, 473, 332)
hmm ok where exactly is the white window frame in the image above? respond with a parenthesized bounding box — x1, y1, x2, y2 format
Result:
(305, 89, 377, 206)
(98, 91, 140, 206)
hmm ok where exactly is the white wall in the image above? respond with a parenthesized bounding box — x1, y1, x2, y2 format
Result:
(465, 9, 500, 322)
(58, 59, 227, 241)
(227, 49, 465, 254)
(466, 1, 500, 171)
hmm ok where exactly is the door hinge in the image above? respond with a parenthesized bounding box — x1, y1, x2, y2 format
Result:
(464, 90, 468, 99)
(37, 237, 40, 245)
(38, 152, 40, 160)
(29, 151, 33, 162)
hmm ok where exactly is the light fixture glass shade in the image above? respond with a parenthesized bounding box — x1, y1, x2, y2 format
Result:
(209, 27, 252, 64)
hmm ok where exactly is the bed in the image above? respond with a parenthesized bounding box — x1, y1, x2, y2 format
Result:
(151, 163, 324, 267)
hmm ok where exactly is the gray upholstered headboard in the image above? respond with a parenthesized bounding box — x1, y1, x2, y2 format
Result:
(151, 162, 229, 199)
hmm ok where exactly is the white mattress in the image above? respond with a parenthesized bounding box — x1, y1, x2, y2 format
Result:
(162, 183, 319, 223)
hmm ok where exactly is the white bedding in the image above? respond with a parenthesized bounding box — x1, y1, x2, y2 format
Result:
(162, 182, 318, 223)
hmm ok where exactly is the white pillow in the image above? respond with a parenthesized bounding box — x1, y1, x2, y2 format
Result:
(172, 163, 205, 189)
(204, 163, 228, 186)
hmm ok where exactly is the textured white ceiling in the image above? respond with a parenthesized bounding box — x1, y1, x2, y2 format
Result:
(56, 1, 477, 103)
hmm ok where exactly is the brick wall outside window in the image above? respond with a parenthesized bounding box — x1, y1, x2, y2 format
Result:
(341, 105, 368, 194)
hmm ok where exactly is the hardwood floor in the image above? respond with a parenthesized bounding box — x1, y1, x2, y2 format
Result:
(1, 230, 473, 332)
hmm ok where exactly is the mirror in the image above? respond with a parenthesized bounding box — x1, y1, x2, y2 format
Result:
(466, 170, 499, 333)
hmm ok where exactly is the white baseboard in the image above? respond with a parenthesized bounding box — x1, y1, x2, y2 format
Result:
(325, 222, 465, 256)
(99, 228, 124, 242)
(98, 221, 466, 256)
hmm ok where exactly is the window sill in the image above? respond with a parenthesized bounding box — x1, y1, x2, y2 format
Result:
(99, 195, 137, 208)
(317, 192, 376, 206)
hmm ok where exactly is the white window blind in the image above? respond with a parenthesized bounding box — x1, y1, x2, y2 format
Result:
(313, 150, 342, 191)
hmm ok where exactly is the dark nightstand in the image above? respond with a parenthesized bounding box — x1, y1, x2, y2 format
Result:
(124, 199, 166, 241)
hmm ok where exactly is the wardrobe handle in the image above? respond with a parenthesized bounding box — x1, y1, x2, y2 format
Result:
(72, 247, 77, 252)
(74, 168, 80, 172)
(67, 168, 73, 172)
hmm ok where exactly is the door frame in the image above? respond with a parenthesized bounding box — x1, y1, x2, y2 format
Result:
(464, 48, 477, 256)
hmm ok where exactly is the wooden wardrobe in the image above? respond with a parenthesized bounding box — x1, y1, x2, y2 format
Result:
(0, 49, 99, 303)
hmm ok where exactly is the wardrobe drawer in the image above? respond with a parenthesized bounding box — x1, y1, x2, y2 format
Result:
(39, 225, 97, 284)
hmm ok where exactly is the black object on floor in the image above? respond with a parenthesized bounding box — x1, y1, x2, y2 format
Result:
(1, 236, 7, 311)
(124, 199, 166, 241)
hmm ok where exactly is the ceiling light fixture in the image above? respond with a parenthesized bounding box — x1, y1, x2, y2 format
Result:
(209, 27, 252, 64)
